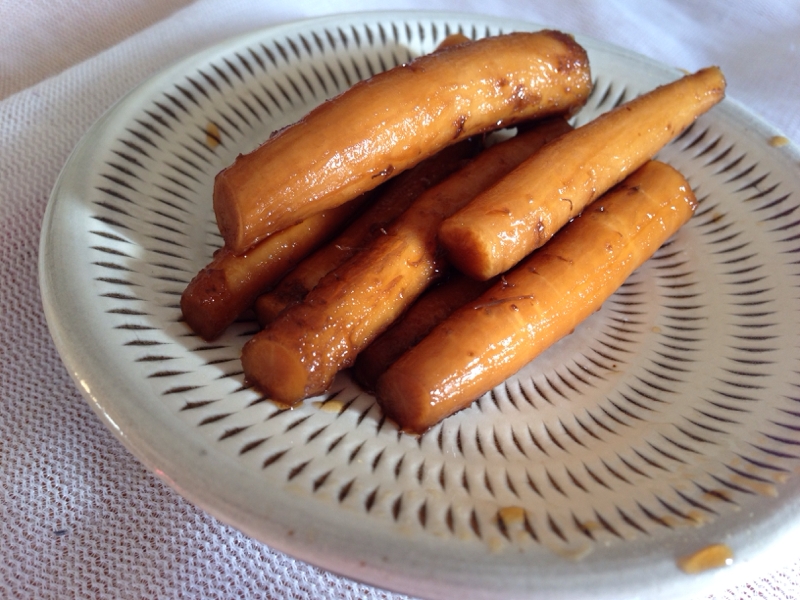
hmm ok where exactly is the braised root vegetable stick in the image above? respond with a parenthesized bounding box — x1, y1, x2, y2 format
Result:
(438, 66, 725, 280)
(180, 198, 364, 341)
(377, 160, 698, 434)
(240, 118, 573, 404)
(254, 138, 481, 325)
(213, 30, 592, 254)
(353, 271, 493, 391)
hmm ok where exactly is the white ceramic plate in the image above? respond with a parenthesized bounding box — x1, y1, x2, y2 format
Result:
(39, 11, 800, 600)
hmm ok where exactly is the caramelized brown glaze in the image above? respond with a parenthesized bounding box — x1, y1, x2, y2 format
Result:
(377, 160, 697, 433)
(214, 30, 591, 254)
(439, 67, 725, 280)
(240, 119, 573, 404)
(353, 272, 492, 391)
(253, 139, 481, 325)
(180, 199, 362, 341)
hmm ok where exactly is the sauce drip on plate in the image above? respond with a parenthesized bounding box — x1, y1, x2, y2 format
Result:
(677, 543, 734, 574)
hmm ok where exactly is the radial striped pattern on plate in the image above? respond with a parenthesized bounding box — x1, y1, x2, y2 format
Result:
(82, 16, 800, 558)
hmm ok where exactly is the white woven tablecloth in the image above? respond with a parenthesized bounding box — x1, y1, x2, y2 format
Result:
(2, 1, 798, 598)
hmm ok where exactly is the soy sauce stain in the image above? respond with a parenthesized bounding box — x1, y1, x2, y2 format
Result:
(677, 543, 734, 574)
(206, 122, 221, 148)
(314, 398, 345, 413)
(768, 135, 789, 148)
(497, 505, 525, 526)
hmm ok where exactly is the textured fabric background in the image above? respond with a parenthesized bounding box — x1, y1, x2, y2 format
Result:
(1, 1, 798, 599)
(0, 0, 194, 100)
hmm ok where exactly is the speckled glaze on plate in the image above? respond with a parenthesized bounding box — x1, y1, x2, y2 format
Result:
(39, 11, 800, 600)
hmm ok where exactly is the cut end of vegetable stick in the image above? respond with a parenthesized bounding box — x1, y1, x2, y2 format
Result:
(241, 334, 310, 405)
(438, 220, 498, 281)
(180, 263, 236, 341)
(374, 368, 450, 434)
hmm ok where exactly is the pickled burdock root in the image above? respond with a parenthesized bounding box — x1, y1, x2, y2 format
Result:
(378, 160, 698, 433)
(180, 198, 363, 341)
(214, 30, 592, 254)
(241, 118, 573, 404)
(439, 67, 725, 280)
(254, 139, 480, 325)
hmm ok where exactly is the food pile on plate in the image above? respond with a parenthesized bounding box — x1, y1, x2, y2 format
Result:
(180, 30, 725, 433)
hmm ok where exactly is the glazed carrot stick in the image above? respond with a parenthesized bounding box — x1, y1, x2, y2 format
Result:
(353, 271, 493, 391)
(214, 30, 591, 253)
(180, 198, 363, 341)
(240, 118, 573, 404)
(377, 160, 698, 433)
(254, 138, 480, 325)
(439, 67, 725, 280)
